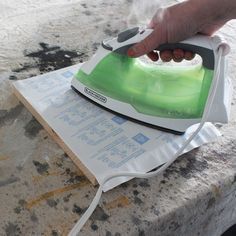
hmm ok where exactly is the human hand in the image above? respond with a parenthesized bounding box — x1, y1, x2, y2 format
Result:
(127, 0, 229, 62)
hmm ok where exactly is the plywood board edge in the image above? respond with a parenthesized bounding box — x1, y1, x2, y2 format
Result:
(12, 83, 97, 186)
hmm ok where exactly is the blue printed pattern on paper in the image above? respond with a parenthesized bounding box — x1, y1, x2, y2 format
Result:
(55, 99, 102, 127)
(132, 133, 149, 145)
(111, 116, 127, 125)
(72, 118, 122, 145)
(40, 90, 79, 109)
(25, 73, 69, 93)
(90, 136, 145, 168)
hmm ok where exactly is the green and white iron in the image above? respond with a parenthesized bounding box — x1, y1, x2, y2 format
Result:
(71, 27, 232, 133)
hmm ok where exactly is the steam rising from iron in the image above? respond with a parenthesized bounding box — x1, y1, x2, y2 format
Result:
(126, 0, 165, 65)
(126, 0, 166, 28)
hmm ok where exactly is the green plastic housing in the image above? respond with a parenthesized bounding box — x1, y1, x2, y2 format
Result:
(75, 53, 214, 119)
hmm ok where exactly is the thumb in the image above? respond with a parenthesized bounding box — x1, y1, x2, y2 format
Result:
(127, 27, 165, 57)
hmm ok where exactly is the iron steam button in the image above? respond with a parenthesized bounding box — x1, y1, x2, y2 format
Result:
(117, 27, 139, 43)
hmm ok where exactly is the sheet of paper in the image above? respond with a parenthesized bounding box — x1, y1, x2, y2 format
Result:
(13, 64, 221, 191)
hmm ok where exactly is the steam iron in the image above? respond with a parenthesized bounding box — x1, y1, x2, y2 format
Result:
(71, 27, 232, 133)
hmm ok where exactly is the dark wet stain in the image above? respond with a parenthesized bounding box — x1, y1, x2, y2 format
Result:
(131, 215, 141, 225)
(13, 43, 83, 73)
(139, 230, 146, 236)
(90, 223, 98, 231)
(83, 10, 92, 15)
(65, 169, 87, 184)
(46, 198, 58, 208)
(120, 182, 129, 189)
(91, 206, 109, 221)
(133, 190, 139, 196)
(12, 63, 33, 73)
(0, 104, 23, 128)
(138, 179, 150, 188)
(33, 160, 49, 175)
(55, 160, 63, 168)
(168, 221, 180, 231)
(104, 28, 119, 37)
(0, 110, 7, 119)
(163, 154, 209, 180)
(30, 211, 38, 222)
(24, 117, 43, 138)
(160, 180, 166, 184)
(13, 206, 22, 214)
(0, 176, 20, 187)
(18, 199, 26, 206)
(206, 197, 215, 210)
(63, 193, 72, 202)
(9, 75, 17, 80)
(134, 196, 143, 205)
(179, 156, 208, 179)
(51, 230, 59, 236)
(4, 222, 21, 236)
(66, 174, 86, 184)
(54, 154, 68, 170)
(29, 74, 37, 77)
(81, 3, 87, 8)
(162, 163, 179, 179)
(72, 204, 86, 215)
(92, 42, 100, 51)
(106, 231, 112, 236)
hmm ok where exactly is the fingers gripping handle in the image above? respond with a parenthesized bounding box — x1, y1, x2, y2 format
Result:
(113, 28, 229, 70)
(158, 36, 215, 69)
(158, 34, 230, 69)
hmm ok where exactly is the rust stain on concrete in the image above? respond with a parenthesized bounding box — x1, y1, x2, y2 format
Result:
(0, 155, 9, 161)
(32, 171, 61, 183)
(211, 184, 221, 198)
(26, 181, 90, 209)
(105, 195, 130, 210)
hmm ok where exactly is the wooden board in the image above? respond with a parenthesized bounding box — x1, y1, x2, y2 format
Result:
(12, 84, 97, 185)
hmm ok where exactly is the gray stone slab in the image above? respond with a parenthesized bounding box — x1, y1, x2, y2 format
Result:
(0, 0, 235, 235)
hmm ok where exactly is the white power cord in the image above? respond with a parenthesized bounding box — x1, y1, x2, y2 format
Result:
(69, 47, 224, 236)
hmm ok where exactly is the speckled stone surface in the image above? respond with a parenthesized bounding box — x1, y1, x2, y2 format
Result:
(0, 0, 236, 235)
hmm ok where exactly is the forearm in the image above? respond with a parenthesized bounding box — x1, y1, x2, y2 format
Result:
(189, 0, 236, 22)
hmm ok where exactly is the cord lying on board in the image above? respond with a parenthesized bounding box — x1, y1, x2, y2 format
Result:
(68, 46, 224, 236)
